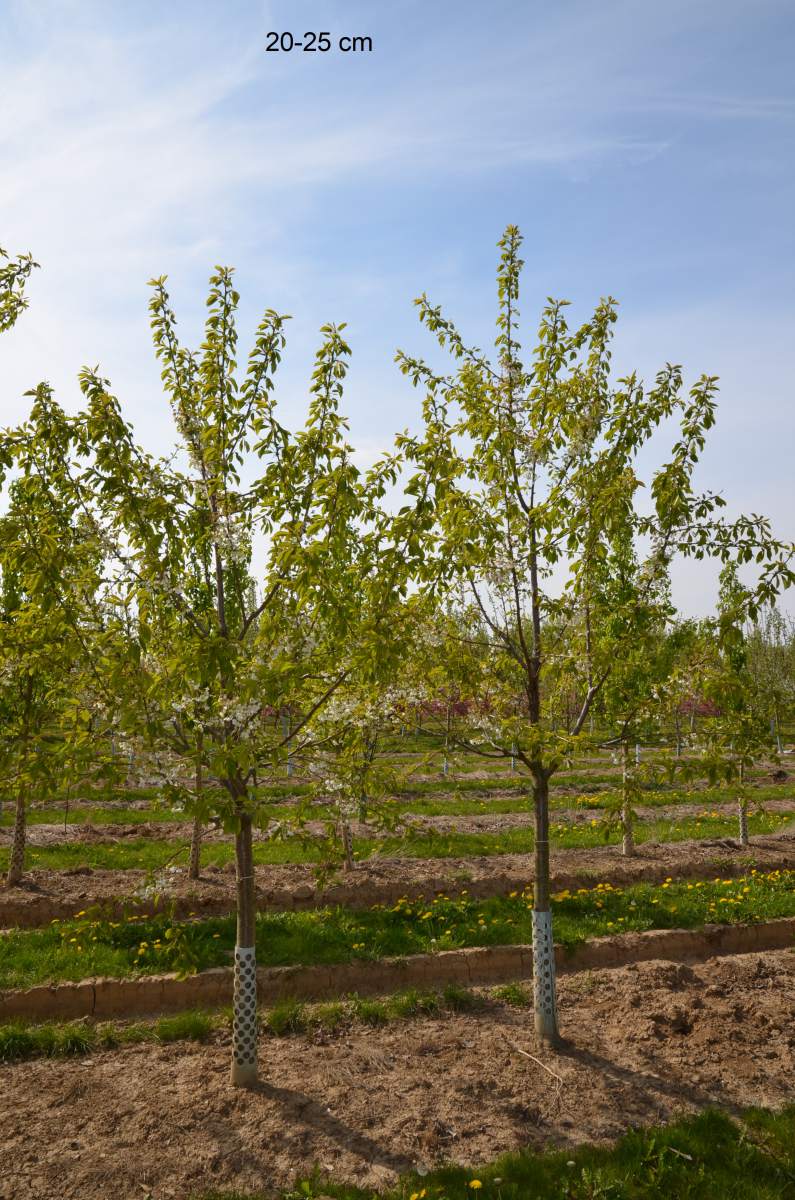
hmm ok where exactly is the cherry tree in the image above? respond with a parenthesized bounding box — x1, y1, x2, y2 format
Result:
(397, 226, 794, 1045)
(746, 605, 795, 754)
(0, 424, 109, 885)
(6, 268, 422, 1085)
(591, 533, 676, 855)
(693, 565, 776, 847)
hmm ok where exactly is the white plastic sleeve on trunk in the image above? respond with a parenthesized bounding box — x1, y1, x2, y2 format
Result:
(532, 909, 557, 1018)
(232, 945, 258, 1069)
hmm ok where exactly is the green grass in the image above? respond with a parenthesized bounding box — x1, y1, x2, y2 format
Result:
(196, 1107, 795, 1199)
(1, 867, 792, 989)
(548, 809, 793, 849)
(0, 1008, 216, 1062)
(6, 807, 792, 876)
(8, 762, 791, 838)
(491, 981, 531, 1007)
(566, 782, 795, 812)
(0, 837, 317, 873)
(2, 805, 187, 827)
(0, 984, 509, 1062)
(264, 984, 482, 1034)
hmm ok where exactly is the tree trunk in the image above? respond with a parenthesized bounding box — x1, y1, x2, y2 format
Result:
(443, 704, 451, 778)
(738, 763, 748, 848)
(281, 711, 293, 778)
(230, 809, 258, 1087)
(188, 741, 203, 880)
(532, 773, 560, 1046)
(6, 792, 26, 886)
(189, 814, 203, 880)
(340, 817, 355, 872)
(621, 742, 634, 857)
(6, 677, 33, 887)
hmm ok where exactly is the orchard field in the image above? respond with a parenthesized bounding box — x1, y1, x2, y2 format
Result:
(2, 235, 795, 1199)
(3, 732, 795, 1199)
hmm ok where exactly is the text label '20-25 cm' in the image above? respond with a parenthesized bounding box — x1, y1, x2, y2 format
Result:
(265, 32, 373, 53)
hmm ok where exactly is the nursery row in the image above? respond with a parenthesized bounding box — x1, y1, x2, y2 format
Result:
(0, 982, 527, 1063)
(1, 868, 792, 989)
(4, 230, 795, 1091)
(5, 811, 792, 877)
(5, 771, 794, 828)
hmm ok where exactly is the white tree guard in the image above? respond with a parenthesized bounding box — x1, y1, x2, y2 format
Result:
(532, 909, 559, 1040)
(231, 945, 258, 1084)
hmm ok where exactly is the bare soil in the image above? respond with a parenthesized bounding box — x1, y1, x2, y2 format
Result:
(2, 948, 793, 1200)
(2, 832, 795, 928)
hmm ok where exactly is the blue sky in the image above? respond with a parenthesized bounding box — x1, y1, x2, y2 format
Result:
(1, 0, 794, 612)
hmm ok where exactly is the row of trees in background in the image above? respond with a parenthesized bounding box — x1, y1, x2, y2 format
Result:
(1, 232, 793, 1079)
(3, 582, 793, 862)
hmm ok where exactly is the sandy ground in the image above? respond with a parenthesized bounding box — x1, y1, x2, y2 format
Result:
(1, 947, 793, 1199)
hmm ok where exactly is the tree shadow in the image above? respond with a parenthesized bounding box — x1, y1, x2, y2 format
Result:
(556, 1037, 746, 1121)
(247, 1077, 416, 1175)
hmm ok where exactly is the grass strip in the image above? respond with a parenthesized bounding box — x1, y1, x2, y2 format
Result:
(11, 779, 795, 829)
(0, 1008, 217, 1062)
(0, 982, 522, 1063)
(196, 1107, 795, 1199)
(394, 782, 795, 816)
(1, 868, 793, 989)
(4, 809, 792, 874)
